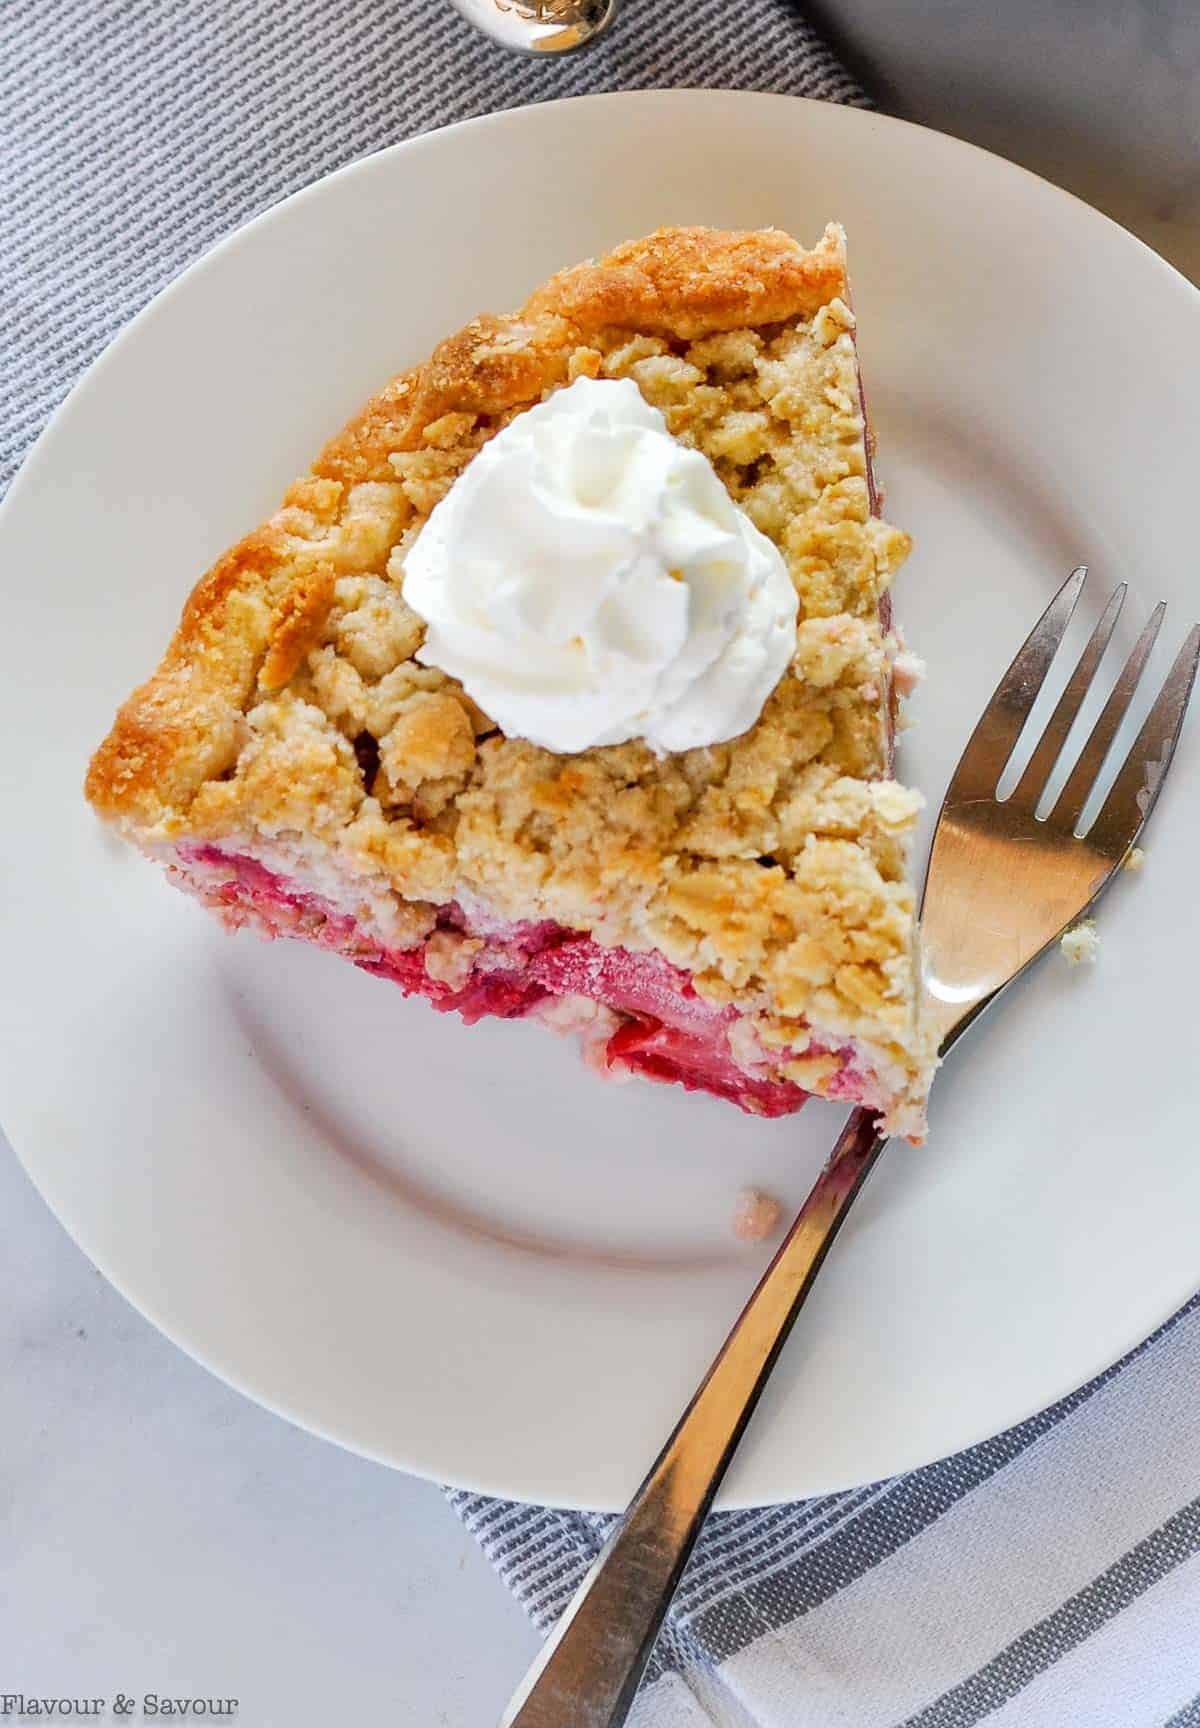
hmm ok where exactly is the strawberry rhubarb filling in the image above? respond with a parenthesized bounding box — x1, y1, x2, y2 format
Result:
(172, 846, 885, 1120)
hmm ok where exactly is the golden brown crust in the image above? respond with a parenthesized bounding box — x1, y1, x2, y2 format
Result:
(86, 224, 928, 1112)
(525, 225, 848, 338)
(85, 529, 287, 822)
(311, 225, 849, 486)
(259, 562, 338, 694)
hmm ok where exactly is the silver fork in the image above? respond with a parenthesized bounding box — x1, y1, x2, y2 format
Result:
(502, 568, 1200, 1728)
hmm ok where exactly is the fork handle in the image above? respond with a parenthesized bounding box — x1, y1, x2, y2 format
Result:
(500, 1107, 888, 1728)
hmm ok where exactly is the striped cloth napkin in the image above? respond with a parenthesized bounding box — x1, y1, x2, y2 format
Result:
(5, 2, 1200, 1723)
(450, 1297, 1200, 1726)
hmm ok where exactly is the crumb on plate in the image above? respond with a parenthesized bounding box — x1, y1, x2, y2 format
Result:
(891, 650, 926, 699)
(732, 1187, 783, 1242)
(1124, 846, 1145, 873)
(1060, 919, 1100, 967)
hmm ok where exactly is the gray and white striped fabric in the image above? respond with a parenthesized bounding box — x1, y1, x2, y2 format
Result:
(5, 2, 1199, 1722)
(450, 1293, 1200, 1725)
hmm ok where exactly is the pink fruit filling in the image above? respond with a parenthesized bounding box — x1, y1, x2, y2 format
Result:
(174, 846, 871, 1118)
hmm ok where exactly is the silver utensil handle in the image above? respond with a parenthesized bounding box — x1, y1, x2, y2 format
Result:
(501, 1107, 887, 1728)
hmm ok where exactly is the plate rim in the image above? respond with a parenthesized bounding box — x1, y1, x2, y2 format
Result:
(5, 87, 1199, 532)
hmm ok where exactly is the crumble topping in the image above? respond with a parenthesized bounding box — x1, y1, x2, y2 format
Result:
(531, 994, 625, 1074)
(86, 225, 931, 1120)
(422, 929, 484, 991)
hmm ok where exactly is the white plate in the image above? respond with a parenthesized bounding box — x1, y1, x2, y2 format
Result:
(2, 91, 1198, 1511)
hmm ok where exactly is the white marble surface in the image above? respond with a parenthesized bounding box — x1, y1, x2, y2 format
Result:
(0, 1140, 539, 1718)
(4, 6, 1198, 1721)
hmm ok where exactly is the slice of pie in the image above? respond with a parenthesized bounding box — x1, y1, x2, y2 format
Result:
(86, 225, 934, 1139)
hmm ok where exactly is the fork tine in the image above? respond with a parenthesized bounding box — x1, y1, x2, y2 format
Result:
(1086, 623, 1200, 857)
(1049, 601, 1166, 829)
(1010, 581, 1127, 809)
(948, 566, 1087, 800)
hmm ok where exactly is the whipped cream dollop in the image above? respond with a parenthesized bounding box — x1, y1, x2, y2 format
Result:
(401, 376, 797, 754)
